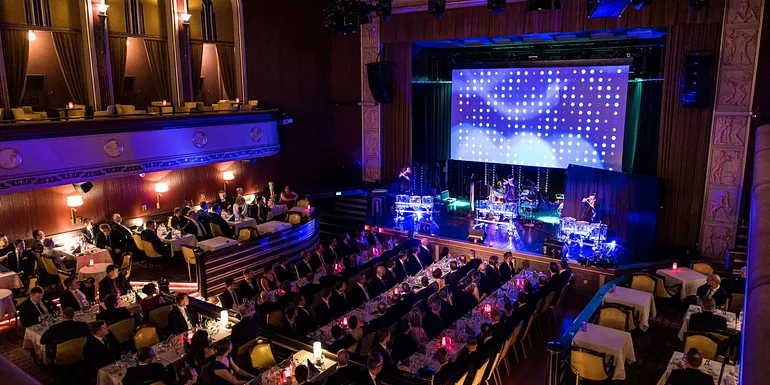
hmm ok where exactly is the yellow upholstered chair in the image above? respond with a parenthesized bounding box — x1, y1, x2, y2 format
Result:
(148, 304, 173, 329)
(358, 332, 376, 355)
(248, 100, 259, 109)
(691, 262, 714, 276)
(53, 337, 87, 366)
(210, 223, 226, 238)
(132, 234, 145, 252)
(142, 240, 164, 268)
(58, 104, 86, 119)
(249, 343, 278, 370)
(119, 254, 132, 279)
(630, 273, 656, 293)
(15, 276, 38, 311)
(109, 318, 136, 344)
(470, 358, 490, 385)
(134, 327, 160, 350)
(115, 104, 146, 116)
(454, 372, 468, 385)
(296, 199, 309, 209)
(596, 303, 636, 331)
(40, 257, 60, 279)
(58, 271, 74, 290)
(167, 216, 173, 228)
(214, 100, 238, 111)
(653, 274, 682, 299)
(267, 310, 283, 326)
(11, 106, 47, 120)
(181, 245, 197, 282)
(287, 212, 302, 225)
(570, 347, 615, 382)
(683, 332, 721, 360)
(235, 337, 260, 369)
(238, 228, 252, 242)
(502, 321, 524, 371)
(94, 105, 116, 117)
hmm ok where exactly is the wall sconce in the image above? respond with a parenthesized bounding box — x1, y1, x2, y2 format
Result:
(96, 3, 110, 16)
(66, 195, 84, 225)
(28, 30, 36, 42)
(180, 13, 192, 24)
(155, 182, 169, 210)
(222, 171, 234, 194)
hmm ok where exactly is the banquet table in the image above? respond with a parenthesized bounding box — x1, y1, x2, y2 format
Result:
(289, 206, 315, 218)
(78, 263, 113, 283)
(228, 217, 258, 233)
(0, 289, 16, 321)
(161, 233, 198, 252)
(656, 351, 738, 385)
(266, 204, 288, 220)
(197, 236, 239, 252)
(257, 350, 337, 385)
(74, 250, 113, 272)
(0, 270, 23, 290)
(24, 307, 99, 364)
(656, 267, 707, 299)
(256, 221, 293, 235)
(572, 323, 636, 380)
(678, 305, 741, 340)
(603, 286, 657, 331)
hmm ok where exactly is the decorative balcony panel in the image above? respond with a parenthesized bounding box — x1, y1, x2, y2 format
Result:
(0, 112, 280, 194)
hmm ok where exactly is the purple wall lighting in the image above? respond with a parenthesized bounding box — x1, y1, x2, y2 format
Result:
(450, 65, 630, 170)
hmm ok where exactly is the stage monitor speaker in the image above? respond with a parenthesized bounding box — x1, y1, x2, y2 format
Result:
(542, 238, 564, 259)
(366, 61, 393, 104)
(528, 0, 561, 10)
(467, 228, 486, 243)
(681, 52, 713, 108)
(587, 0, 632, 18)
(72, 182, 94, 193)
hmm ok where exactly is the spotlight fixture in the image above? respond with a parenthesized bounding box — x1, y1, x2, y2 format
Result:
(631, 0, 651, 10)
(488, 0, 506, 14)
(429, 0, 446, 18)
(689, 0, 707, 11)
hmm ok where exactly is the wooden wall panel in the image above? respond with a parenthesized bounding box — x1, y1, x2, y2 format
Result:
(0, 0, 27, 25)
(188, 0, 204, 40)
(49, 0, 81, 29)
(213, 0, 234, 43)
(106, 0, 128, 34)
(143, 0, 167, 37)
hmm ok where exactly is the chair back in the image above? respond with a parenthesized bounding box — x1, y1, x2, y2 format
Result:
(542, 291, 556, 311)
(296, 199, 310, 209)
(570, 347, 613, 381)
(358, 332, 376, 355)
(729, 293, 744, 314)
(597, 303, 635, 331)
(470, 359, 490, 385)
(683, 332, 721, 360)
(691, 262, 714, 276)
(39, 255, 59, 276)
(148, 304, 173, 328)
(167, 216, 173, 228)
(412, 299, 423, 311)
(522, 310, 537, 339)
(287, 212, 302, 225)
(210, 223, 225, 238)
(554, 283, 570, 310)
(532, 298, 545, 318)
(249, 343, 278, 369)
(485, 349, 503, 381)
(630, 273, 656, 293)
(119, 254, 132, 279)
(238, 228, 252, 242)
(182, 245, 197, 265)
(133, 326, 160, 349)
(132, 234, 145, 251)
(235, 337, 259, 369)
(58, 271, 73, 290)
(199, 361, 212, 385)
(109, 318, 136, 344)
(508, 321, 524, 346)
(454, 371, 468, 385)
(653, 274, 681, 299)
(142, 240, 163, 258)
(267, 310, 283, 326)
(53, 337, 87, 366)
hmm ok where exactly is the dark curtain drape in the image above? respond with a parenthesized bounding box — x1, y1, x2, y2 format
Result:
(216, 44, 236, 100)
(1, 29, 29, 107)
(412, 82, 451, 163)
(52, 32, 87, 104)
(563, 165, 659, 254)
(143, 39, 171, 100)
(623, 81, 663, 176)
(381, 42, 412, 180)
(190, 42, 204, 101)
(108, 36, 127, 103)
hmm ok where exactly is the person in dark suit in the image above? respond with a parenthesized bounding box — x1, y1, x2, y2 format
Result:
(40, 307, 89, 345)
(330, 281, 349, 317)
(319, 266, 342, 288)
(358, 353, 384, 385)
(690, 297, 728, 332)
(422, 300, 444, 339)
(371, 329, 396, 372)
(97, 294, 133, 324)
(391, 321, 419, 362)
(490, 310, 508, 346)
(95, 224, 125, 262)
(83, 321, 121, 376)
(324, 238, 340, 265)
(456, 336, 484, 375)
(313, 288, 334, 326)
(310, 244, 325, 271)
(209, 204, 235, 238)
(499, 252, 515, 283)
(696, 274, 729, 308)
(81, 219, 97, 245)
(219, 278, 241, 311)
(477, 263, 497, 296)
(140, 221, 171, 258)
(238, 269, 258, 301)
(196, 201, 212, 228)
(339, 234, 357, 258)
(293, 295, 316, 335)
(326, 350, 360, 385)
(182, 211, 209, 240)
(59, 277, 90, 311)
(300, 273, 321, 305)
(275, 256, 293, 283)
(167, 293, 197, 335)
(666, 348, 716, 385)
(487, 256, 501, 286)
(394, 253, 409, 282)
(369, 267, 388, 298)
(110, 213, 134, 251)
(98, 264, 132, 298)
(30, 229, 45, 254)
(350, 274, 371, 308)
(433, 348, 462, 385)
(170, 207, 188, 230)
(546, 262, 567, 295)
(231, 304, 260, 348)
(418, 239, 433, 267)
(282, 306, 301, 336)
(3, 239, 35, 278)
(296, 252, 315, 279)
(18, 287, 59, 328)
(384, 260, 399, 288)
(445, 261, 462, 289)
(406, 248, 425, 275)
(512, 291, 534, 325)
(214, 190, 233, 211)
(263, 181, 279, 206)
(123, 347, 172, 385)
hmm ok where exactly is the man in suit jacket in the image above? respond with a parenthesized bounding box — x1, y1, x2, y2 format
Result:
(110, 213, 134, 251)
(182, 211, 209, 240)
(690, 297, 728, 332)
(95, 224, 125, 262)
(384, 260, 399, 288)
(293, 295, 316, 335)
(433, 348, 462, 385)
(167, 293, 197, 335)
(81, 219, 97, 245)
(369, 267, 388, 298)
(310, 244, 325, 272)
(696, 274, 729, 307)
(499, 252, 515, 283)
(313, 288, 334, 326)
(219, 278, 241, 311)
(3, 239, 35, 278)
(83, 321, 121, 376)
(324, 238, 340, 265)
(31, 229, 45, 254)
(238, 270, 258, 301)
(231, 304, 260, 348)
(422, 300, 444, 339)
(395, 253, 409, 282)
(456, 336, 484, 379)
(170, 207, 188, 230)
(666, 348, 717, 385)
(339, 234, 357, 258)
(123, 347, 172, 385)
(358, 352, 383, 385)
(97, 294, 133, 324)
(275, 256, 293, 283)
(196, 201, 212, 228)
(391, 321, 419, 362)
(18, 287, 59, 328)
(40, 307, 89, 345)
(445, 262, 462, 289)
(98, 264, 132, 298)
(370, 329, 396, 372)
(210, 204, 235, 238)
(59, 277, 90, 311)
(350, 275, 371, 308)
(326, 350, 360, 385)
(418, 239, 433, 267)
(296, 252, 315, 280)
(141, 221, 171, 258)
(330, 281, 349, 317)
(406, 248, 425, 275)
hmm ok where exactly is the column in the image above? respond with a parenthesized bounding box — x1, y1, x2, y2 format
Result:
(80, 0, 108, 109)
(232, 0, 247, 101)
(164, 0, 183, 106)
(361, 19, 382, 182)
(699, 0, 765, 261)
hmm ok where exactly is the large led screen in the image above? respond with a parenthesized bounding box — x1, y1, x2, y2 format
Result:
(450, 65, 630, 170)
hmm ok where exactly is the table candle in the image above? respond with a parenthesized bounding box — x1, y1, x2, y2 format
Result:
(446, 335, 451, 347)
(235, 97, 240, 104)
(89, 259, 94, 267)
(162, 99, 168, 106)
(672, 262, 678, 270)
(441, 336, 447, 347)
(342, 317, 348, 327)
(67, 102, 74, 109)
(581, 321, 588, 332)
(313, 341, 322, 363)
(220, 310, 228, 328)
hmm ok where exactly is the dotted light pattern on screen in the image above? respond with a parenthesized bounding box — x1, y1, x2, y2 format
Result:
(450, 65, 630, 170)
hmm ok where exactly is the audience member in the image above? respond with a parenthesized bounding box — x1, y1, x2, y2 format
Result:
(183, 210, 209, 239)
(96, 223, 124, 262)
(369, 266, 388, 297)
(210, 204, 236, 238)
(220, 278, 241, 310)
(371, 329, 396, 371)
(83, 321, 121, 375)
(359, 352, 383, 384)
(40, 306, 89, 345)
(666, 348, 716, 385)
(697, 274, 729, 307)
(171, 207, 188, 230)
(314, 288, 334, 326)
(280, 185, 299, 209)
(500, 252, 515, 283)
(80, 219, 96, 244)
(42, 238, 74, 270)
(433, 347, 461, 385)
(30, 229, 45, 253)
(110, 213, 134, 251)
(422, 300, 444, 339)
(98, 264, 132, 298)
(348, 315, 364, 340)
(211, 339, 255, 384)
(230, 304, 260, 348)
(140, 220, 171, 258)
(2, 239, 34, 278)
(168, 293, 197, 335)
(690, 297, 728, 332)
(59, 277, 90, 311)
(275, 256, 293, 283)
(326, 349, 359, 385)
(293, 295, 316, 334)
(122, 347, 171, 385)
(238, 269, 258, 300)
(391, 320, 419, 362)
(139, 283, 165, 315)
(351, 274, 370, 307)
(19, 287, 58, 327)
(187, 330, 215, 370)
(97, 293, 133, 324)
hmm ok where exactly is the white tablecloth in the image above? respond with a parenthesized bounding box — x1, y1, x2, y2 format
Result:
(678, 305, 741, 340)
(75, 250, 113, 272)
(0, 271, 22, 290)
(267, 204, 288, 220)
(197, 237, 238, 252)
(256, 221, 292, 235)
(0, 289, 15, 320)
(656, 268, 707, 299)
(657, 351, 738, 385)
(259, 350, 337, 385)
(604, 286, 657, 331)
(23, 309, 98, 364)
(161, 234, 198, 252)
(572, 323, 636, 380)
(78, 263, 112, 283)
(289, 206, 315, 217)
(228, 218, 258, 233)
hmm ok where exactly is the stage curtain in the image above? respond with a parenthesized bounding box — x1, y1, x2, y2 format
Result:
(412, 82, 451, 163)
(381, 42, 412, 180)
(108, 36, 127, 103)
(1, 29, 29, 107)
(143, 38, 171, 100)
(190, 42, 204, 101)
(52, 32, 87, 105)
(623, 81, 662, 176)
(216, 44, 236, 100)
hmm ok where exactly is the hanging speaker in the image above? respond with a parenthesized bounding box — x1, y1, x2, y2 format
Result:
(681, 52, 713, 108)
(72, 182, 94, 193)
(366, 61, 393, 104)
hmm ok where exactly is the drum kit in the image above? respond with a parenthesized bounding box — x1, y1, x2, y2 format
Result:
(559, 217, 607, 244)
(475, 182, 544, 223)
(395, 194, 434, 221)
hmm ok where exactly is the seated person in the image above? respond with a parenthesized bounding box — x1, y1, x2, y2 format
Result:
(2, 239, 35, 279)
(168, 293, 197, 335)
(97, 294, 133, 324)
(40, 307, 89, 345)
(42, 238, 74, 270)
(98, 264, 133, 298)
(140, 220, 171, 258)
(690, 297, 728, 332)
(139, 283, 165, 315)
(211, 339, 256, 385)
(391, 320, 419, 362)
(123, 347, 172, 385)
(170, 207, 188, 230)
(83, 321, 122, 376)
(210, 204, 236, 238)
(80, 219, 97, 245)
(95, 223, 125, 262)
(666, 348, 716, 385)
(182, 211, 209, 240)
(187, 330, 215, 370)
(18, 286, 59, 328)
(230, 304, 260, 348)
(280, 185, 299, 209)
(422, 300, 444, 340)
(31, 229, 46, 253)
(696, 274, 729, 308)
(433, 347, 461, 385)
(215, 190, 232, 212)
(59, 277, 90, 311)
(326, 350, 359, 385)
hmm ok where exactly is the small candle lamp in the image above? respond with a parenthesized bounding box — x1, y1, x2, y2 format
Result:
(235, 97, 240, 104)
(67, 102, 74, 109)
(441, 336, 447, 347)
(342, 317, 348, 328)
(307, 204, 311, 211)
(313, 341, 323, 364)
(89, 259, 94, 267)
(672, 262, 678, 271)
(220, 310, 229, 328)
(484, 304, 491, 314)
(394, 287, 400, 295)
(162, 99, 168, 106)
(282, 366, 292, 380)
(581, 321, 588, 332)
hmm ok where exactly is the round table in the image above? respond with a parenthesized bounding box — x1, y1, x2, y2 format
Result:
(77, 263, 112, 283)
(0, 289, 15, 321)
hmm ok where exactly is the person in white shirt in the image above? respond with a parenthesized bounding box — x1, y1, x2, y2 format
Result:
(42, 238, 73, 270)
(60, 277, 90, 310)
(183, 211, 207, 239)
(364, 352, 383, 384)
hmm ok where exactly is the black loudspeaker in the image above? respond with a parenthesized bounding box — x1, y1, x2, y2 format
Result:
(528, 0, 561, 11)
(681, 52, 713, 108)
(366, 61, 393, 104)
(428, 0, 446, 18)
(467, 228, 486, 243)
(542, 238, 564, 259)
(72, 182, 94, 193)
(587, 0, 632, 18)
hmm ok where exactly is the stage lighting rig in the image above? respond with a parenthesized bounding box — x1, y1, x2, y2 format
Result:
(324, 0, 391, 33)
(488, 0, 506, 14)
(429, 0, 446, 18)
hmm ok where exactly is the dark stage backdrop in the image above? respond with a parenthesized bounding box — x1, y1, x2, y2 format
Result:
(563, 165, 659, 252)
(413, 82, 452, 164)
